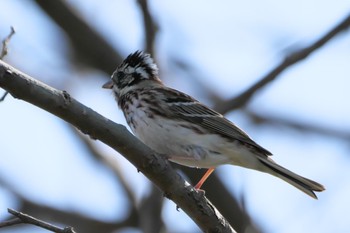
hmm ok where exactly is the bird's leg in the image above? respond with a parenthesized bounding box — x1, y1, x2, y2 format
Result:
(194, 167, 215, 189)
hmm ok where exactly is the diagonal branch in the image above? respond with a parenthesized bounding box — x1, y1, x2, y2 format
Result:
(34, 0, 123, 73)
(215, 13, 350, 114)
(0, 218, 22, 228)
(0, 165, 138, 232)
(69, 126, 137, 206)
(0, 27, 16, 102)
(1, 26, 15, 60)
(0, 60, 236, 233)
(0, 91, 8, 101)
(1, 208, 76, 233)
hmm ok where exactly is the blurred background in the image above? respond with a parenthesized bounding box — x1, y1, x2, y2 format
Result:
(1, 1, 350, 232)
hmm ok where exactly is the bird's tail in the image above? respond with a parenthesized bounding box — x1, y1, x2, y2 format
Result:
(258, 157, 325, 199)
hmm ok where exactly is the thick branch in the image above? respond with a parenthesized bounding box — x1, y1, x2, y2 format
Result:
(215, 13, 350, 113)
(0, 60, 236, 233)
(181, 167, 262, 233)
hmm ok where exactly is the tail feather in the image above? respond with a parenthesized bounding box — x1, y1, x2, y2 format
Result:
(258, 157, 325, 199)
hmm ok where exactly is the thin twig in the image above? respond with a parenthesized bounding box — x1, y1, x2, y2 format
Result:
(0, 91, 8, 101)
(0, 175, 136, 232)
(0, 208, 77, 233)
(0, 218, 22, 228)
(0, 27, 15, 102)
(215, 13, 350, 114)
(0, 26, 15, 60)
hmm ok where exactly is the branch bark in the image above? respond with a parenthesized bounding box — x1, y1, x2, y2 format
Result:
(0, 60, 236, 233)
(30, 1, 259, 230)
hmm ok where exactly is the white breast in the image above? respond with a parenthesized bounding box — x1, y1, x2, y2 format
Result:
(123, 99, 232, 168)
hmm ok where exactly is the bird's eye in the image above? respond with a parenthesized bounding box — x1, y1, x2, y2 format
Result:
(116, 71, 125, 79)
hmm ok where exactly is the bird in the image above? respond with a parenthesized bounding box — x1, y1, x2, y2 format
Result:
(102, 50, 325, 199)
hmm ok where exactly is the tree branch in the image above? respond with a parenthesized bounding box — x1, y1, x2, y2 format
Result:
(8, 3, 258, 229)
(69, 126, 138, 206)
(139, 185, 165, 233)
(215, 13, 350, 114)
(0, 208, 76, 233)
(0, 91, 8, 101)
(0, 60, 236, 233)
(0, 26, 16, 102)
(34, 0, 123, 73)
(0, 26, 15, 59)
(137, 0, 158, 54)
(180, 166, 262, 233)
(245, 109, 350, 142)
(0, 218, 22, 228)
(0, 173, 138, 232)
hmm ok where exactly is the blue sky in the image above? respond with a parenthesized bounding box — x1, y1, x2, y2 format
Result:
(1, 1, 350, 232)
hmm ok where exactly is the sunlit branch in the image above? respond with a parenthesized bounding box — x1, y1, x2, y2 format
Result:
(0, 60, 236, 233)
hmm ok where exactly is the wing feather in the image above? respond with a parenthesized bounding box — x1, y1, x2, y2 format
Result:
(155, 87, 272, 155)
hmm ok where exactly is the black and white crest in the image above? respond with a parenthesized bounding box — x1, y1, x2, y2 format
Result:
(122, 51, 158, 78)
(111, 51, 161, 92)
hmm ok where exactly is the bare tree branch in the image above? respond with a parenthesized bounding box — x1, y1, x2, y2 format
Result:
(0, 26, 15, 59)
(20, 199, 136, 232)
(0, 170, 138, 233)
(0, 208, 76, 233)
(69, 126, 137, 206)
(139, 185, 165, 233)
(215, 13, 350, 114)
(245, 109, 350, 142)
(137, 0, 158, 54)
(0, 91, 8, 101)
(0, 26, 15, 102)
(180, 166, 262, 233)
(29, 1, 259, 230)
(0, 60, 236, 233)
(0, 218, 22, 228)
(34, 0, 122, 73)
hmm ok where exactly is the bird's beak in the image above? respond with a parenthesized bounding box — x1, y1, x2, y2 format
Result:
(102, 80, 113, 89)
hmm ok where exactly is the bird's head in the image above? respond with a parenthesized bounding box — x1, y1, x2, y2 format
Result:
(102, 51, 161, 96)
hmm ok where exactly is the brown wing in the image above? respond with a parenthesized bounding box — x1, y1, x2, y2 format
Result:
(155, 87, 272, 155)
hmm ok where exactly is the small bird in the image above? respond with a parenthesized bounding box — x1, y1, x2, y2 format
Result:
(103, 51, 325, 199)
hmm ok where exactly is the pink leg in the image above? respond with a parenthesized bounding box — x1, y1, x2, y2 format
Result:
(194, 168, 215, 189)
